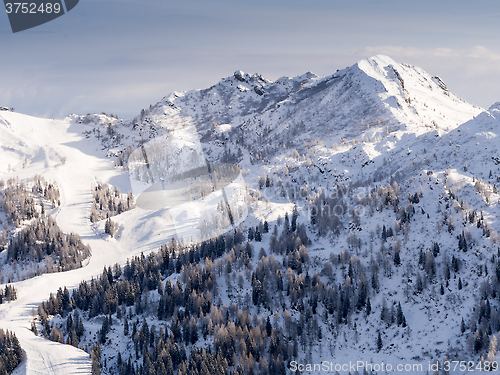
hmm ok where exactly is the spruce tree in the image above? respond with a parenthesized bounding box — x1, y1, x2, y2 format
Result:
(254, 229, 262, 242)
(291, 206, 299, 232)
(263, 220, 269, 233)
(397, 302, 406, 327)
(394, 250, 401, 266)
(376, 330, 383, 352)
(382, 225, 387, 242)
(31, 321, 38, 336)
(91, 344, 101, 375)
(124, 315, 129, 336)
(266, 316, 272, 336)
(247, 227, 254, 241)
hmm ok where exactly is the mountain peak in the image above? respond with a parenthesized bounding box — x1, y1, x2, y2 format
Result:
(132, 55, 482, 154)
(357, 55, 398, 71)
(354, 55, 407, 84)
(345, 55, 482, 131)
(488, 102, 500, 113)
(232, 70, 268, 86)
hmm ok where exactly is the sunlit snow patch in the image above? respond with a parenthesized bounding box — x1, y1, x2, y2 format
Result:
(128, 126, 247, 244)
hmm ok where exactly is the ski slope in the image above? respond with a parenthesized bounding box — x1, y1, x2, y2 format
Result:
(0, 112, 195, 375)
(0, 55, 497, 375)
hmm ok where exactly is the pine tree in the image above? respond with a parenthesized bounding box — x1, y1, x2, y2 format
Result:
(458, 231, 468, 252)
(425, 250, 436, 279)
(380, 298, 389, 324)
(76, 315, 84, 337)
(376, 331, 383, 352)
(254, 229, 262, 242)
(104, 218, 116, 237)
(311, 208, 317, 226)
(487, 335, 497, 362)
(263, 221, 269, 233)
(266, 316, 272, 337)
(265, 175, 271, 188)
(284, 213, 290, 233)
(396, 302, 406, 327)
(291, 206, 299, 232)
(31, 321, 38, 336)
(413, 192, 419, 204)
(248, 227, 254, 241)
(124, 315, 129, 336)
(91, 344, 101, 375)
(394, 250, 401, 266)
(415, 272, 423, 294)
(99, 316, 110, 344)
(258, 174, 266, 189)
(365, 297, 371, 315)
(452, 255, 460, 272)
(432, 241, 440, 257)
(0, 330, 23, 373)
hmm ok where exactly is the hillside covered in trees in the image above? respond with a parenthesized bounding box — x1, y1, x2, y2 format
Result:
(3, 55, 500, 374)
(38, 165, 500, 374)
(90, 182, 134, 224)
(36, 211, 417, 375)
(0, 285, 17, 305)
(1, 176, 89, 282)
(7, 216, 90, 272)
(0, 329, 23, 375)
(0, 175, 60, 229)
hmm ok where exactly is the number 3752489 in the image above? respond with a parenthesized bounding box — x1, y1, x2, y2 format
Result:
(5, 3, 61, 14)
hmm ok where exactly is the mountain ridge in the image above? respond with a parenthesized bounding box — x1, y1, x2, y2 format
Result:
(1, 55, 500, 375)
(130, 56, 482, 155)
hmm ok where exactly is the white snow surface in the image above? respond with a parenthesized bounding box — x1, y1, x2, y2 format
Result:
(0, 111, 198, 374)
(138, 55, 481, 152)
(0, 56, 499, 375)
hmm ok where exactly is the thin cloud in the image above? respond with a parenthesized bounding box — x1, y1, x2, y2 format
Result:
(358, 45, 500, 62)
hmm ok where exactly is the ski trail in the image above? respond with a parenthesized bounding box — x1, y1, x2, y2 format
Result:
(0, 114, 180, 375)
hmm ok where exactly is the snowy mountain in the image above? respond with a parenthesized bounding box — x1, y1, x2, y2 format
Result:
(129, 55, 483, 189)
(133, 55, 480, 151)
(1, 56, 499, 375)
(438, 102, 500, 173)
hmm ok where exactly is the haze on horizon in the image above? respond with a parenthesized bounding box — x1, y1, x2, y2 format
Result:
(1, 0, 499, 119)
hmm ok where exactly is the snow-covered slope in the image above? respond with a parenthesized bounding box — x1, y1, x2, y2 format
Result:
(125, 55, 483, 193)
(0, 56, 497, 375)
(438, 102, 500, 172)
(0, 111, 220, 374)
(133, 56, 481, 153)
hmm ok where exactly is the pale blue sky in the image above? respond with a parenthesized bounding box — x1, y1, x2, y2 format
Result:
(1, 0, 499, 118)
